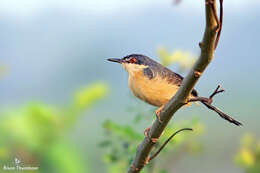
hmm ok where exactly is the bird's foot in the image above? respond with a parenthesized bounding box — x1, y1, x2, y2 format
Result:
(155, 106, 164, 123)
(144, 126, 159, 143)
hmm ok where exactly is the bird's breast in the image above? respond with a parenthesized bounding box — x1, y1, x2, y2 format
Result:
(128, 70, 180, 107)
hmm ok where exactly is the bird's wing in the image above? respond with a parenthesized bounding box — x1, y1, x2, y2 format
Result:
(162, 67, 198, 97)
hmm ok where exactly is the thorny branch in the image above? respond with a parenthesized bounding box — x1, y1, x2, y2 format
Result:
(128, 0, 240, 172)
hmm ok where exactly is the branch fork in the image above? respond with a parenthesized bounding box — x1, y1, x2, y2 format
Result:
(132, 128, 193, 171)
(189, 85, 242, 126)
(189, 85, 224, 105)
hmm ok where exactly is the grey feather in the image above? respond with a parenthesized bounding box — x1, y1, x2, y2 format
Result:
(143, 67, 154, 79)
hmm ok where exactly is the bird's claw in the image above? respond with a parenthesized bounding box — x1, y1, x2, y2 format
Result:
(155, 106, 164, 123)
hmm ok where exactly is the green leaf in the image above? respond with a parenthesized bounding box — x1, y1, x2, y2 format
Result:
(103, 120, 143, 141)
(74, 82, 108, 110)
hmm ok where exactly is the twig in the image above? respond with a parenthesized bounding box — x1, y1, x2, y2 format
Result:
(215, 0, 223, 49)
(178, 0, 223, 49)
(189, 85, 242, 126)
(207, 0, 224, 49)
(130, 128, 193, 172)
(148, 128, 193, 162)
(209, 85, 224, 99)
(207, 0, 220, 32)
(127, 1, 225, 172)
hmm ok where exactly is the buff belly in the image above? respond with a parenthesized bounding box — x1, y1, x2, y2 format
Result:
(128, 72, 180, 107)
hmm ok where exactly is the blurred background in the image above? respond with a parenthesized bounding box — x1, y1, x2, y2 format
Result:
(0, 0, 260, 173)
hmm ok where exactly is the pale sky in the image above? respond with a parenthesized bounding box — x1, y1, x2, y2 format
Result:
(0, 0, 259, 16)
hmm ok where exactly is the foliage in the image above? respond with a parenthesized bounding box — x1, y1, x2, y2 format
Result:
(0, 82, 108, 173)
(101, 113, 204, 173)
(234, 134, 260, 173)
(157, 48, 197, 72)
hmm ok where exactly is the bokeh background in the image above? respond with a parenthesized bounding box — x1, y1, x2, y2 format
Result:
(0, 0, 260, 173)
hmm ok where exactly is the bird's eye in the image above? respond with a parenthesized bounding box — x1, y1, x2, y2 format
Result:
(129, 58, 137, 63)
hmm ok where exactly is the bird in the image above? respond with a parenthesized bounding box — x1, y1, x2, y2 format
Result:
(107, 54, 242, 139)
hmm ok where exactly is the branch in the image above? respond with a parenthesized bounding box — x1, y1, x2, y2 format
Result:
(215, 0, 223, 49)
(148, 128, 193, 162)
(174, 0, 223, 49)
(128, 0, 223, 172)
(189, 85, 242, 126)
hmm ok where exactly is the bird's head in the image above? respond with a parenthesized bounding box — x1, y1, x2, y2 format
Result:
(107, 54, 158, 75)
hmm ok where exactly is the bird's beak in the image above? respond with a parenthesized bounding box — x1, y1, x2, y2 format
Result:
(107, 58, 123, 64)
